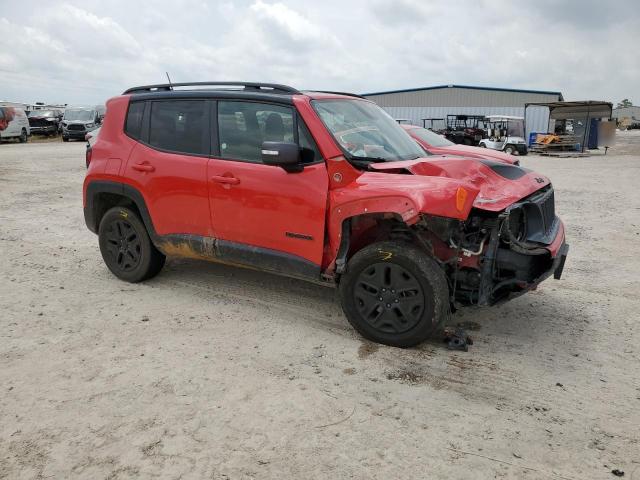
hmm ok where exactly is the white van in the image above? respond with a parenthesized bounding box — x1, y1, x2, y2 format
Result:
(0, 106, 30, 143)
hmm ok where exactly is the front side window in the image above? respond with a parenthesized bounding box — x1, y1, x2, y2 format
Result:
(218, 101, 294, 162)
(149, 100, 207, 155)
(312, 99, 424, 165)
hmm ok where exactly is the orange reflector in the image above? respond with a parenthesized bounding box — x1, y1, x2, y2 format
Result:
(456, 186, 468, 212)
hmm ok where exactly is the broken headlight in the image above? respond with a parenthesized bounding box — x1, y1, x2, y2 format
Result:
(506, 206, 526, 242)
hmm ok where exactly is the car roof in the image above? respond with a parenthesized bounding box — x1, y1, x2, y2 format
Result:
(122, 82, 366, 104)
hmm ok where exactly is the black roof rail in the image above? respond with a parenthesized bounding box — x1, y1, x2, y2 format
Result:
(123, 82, 301, 95)
(306, 90, 365, 99)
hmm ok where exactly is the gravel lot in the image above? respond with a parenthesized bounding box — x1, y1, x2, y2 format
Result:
(1, 134, 639, 479)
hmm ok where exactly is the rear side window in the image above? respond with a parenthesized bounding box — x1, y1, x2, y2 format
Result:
(125, 102, 145, 139)
(218, 101, 294, 162)
(149, 100, 207, 155)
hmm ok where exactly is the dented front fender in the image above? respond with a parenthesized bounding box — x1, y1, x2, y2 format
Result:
(325, 171, 480, 271)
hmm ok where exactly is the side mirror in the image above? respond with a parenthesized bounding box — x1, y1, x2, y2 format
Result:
(261, 142, 302, 173)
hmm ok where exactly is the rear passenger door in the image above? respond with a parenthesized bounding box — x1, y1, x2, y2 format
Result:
(207, 100, 328, 271)
(124, 99, 213, 237)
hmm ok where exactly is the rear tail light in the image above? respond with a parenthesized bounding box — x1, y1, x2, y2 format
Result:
(85, 146, 92, 169)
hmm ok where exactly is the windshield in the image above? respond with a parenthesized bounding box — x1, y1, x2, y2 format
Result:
(64, 109, 95, 121)
(312, 99, 424, 164)
(409, 127, 454, 147)
(29, 110, 54, 118)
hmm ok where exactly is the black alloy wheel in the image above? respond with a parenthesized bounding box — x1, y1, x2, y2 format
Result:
(98, 206, 165, 282)
(339, 241, 450, 347)
(353, 262, 425, 334)
(102, 218, 142, 272)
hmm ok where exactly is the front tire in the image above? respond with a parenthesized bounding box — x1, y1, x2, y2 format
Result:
(504, 145, 515, 155)
(339, 241, 450, 348)
(19, 129, 27, 143)
(98, 207, 165, 283)
(62, 136, 69, 142)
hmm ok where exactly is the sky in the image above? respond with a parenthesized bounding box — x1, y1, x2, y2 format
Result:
(1, 0, 638, 106)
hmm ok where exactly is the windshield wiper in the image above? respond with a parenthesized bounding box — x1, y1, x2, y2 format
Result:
(349, 155, 392, 163)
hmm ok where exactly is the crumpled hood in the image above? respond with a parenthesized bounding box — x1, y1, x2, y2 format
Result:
(369, 157, 550, 212)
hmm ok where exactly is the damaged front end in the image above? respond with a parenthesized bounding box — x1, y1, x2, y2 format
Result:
(416, 184, 568, 307)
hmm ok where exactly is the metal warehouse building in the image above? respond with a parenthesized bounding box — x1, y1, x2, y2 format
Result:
(362, 84, 564, 137)
(612, 106, 640, 122)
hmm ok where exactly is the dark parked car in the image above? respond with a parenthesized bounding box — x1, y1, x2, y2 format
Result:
(27, 109, 63, 136)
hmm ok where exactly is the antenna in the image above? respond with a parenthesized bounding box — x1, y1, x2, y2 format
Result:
(165, 72, 173, 90)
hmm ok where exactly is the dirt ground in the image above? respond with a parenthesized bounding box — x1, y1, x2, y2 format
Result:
(1, 134, 639, 479)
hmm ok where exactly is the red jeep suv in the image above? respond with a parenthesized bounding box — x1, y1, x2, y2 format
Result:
(84, 82, 568, 347)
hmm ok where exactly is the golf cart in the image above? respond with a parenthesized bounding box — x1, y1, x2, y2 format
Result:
(479, 115, 528, 155)
(444, 115, 486, 146)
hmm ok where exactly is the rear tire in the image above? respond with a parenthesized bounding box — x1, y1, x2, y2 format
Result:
(98, 207, 165, 283)
(478, 143, 486, 148)
(339, 241, 450, 348)
(62, 136, 69, 142)
(19, 129, 27, 143)
(504, 145, 515, 155)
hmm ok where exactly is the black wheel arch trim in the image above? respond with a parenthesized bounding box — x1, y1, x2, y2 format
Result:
(84, 180, 158, 239)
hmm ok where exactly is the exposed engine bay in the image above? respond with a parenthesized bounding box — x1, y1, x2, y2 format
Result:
(414, 184, 567, 307)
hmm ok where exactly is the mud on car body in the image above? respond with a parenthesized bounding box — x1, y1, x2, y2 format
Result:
(83, 82, 568, 348)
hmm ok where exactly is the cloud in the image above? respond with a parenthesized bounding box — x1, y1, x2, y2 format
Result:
(37, 4, 141, 58)
(371, 0, 432, 26)
(0, 0, 638, 105)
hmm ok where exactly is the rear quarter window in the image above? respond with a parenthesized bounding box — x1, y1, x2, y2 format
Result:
(125, 101, 145, 140)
